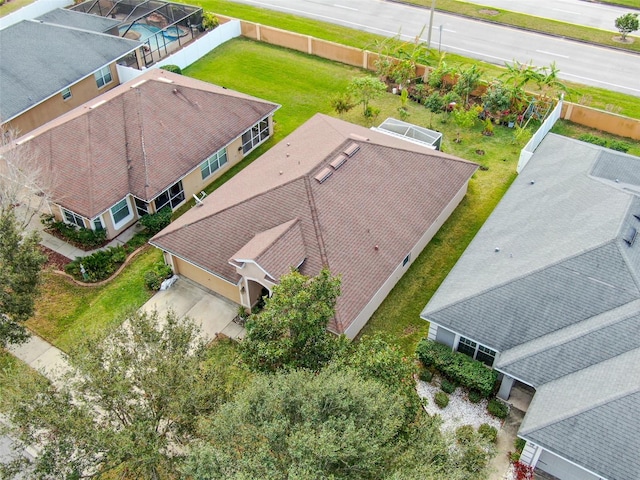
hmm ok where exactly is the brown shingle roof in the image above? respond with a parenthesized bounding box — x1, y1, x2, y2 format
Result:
(152, 114, 477, 334)
(13, 69, 279, 218)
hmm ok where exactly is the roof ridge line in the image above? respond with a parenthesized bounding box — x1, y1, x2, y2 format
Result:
(253, 218, 300, 263)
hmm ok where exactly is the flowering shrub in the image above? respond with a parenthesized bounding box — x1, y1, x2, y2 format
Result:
(513, 461, 534, 480)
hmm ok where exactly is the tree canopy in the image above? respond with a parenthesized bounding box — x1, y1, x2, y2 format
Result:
(1, 310, 242, 479)
(615, 13, 639, 41)
(0, 207, 46, 347)
(241, 268, 345, 372)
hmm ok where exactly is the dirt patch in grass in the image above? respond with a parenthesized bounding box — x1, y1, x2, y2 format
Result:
(39, 245, 72, 271)
(478, 9, 499, 16)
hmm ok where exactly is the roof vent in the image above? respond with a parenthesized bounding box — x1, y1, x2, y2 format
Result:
(330, 154, 347, 170)
(314, 167, 333, 184)
(130, 79, 147, 88)
(343, 142, 360, 158)
(157, 77, 174, 84)
(349, 134, 369, 142)
(634, 214, 640, 222)
(623, 226, 637, 247)
(16, 135, 34, 145)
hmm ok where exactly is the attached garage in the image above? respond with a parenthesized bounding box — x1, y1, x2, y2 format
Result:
(172, 257, 241, 304)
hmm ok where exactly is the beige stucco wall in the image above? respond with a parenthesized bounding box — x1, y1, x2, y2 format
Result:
(173, 256, 241, 304)
(562, 102, 640, 140)
(344, 179, 471, 339)
(6, 63, 122, 136)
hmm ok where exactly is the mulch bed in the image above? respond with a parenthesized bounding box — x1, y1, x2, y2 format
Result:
(39, 245, 72, 270)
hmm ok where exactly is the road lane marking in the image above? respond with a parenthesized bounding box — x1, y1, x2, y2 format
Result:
(562, 72, 640, 94)
(552, 8, 581, 15)
(334, 4, 358, 11)
(536, 50, 570, 59)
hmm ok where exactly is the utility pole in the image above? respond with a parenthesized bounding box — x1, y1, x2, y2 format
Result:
(427, 0, 436, 48)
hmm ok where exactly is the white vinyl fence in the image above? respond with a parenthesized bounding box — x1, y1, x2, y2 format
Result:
(517, 96, 564, 173)
(117, 20, 241, 83)
(0, 0, 73, 29)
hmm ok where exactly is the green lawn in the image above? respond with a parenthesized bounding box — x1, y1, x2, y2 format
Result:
(0, 0, 35, 17)
(193, 0, 640, 120)
(551, 119, 640, 156)
(27, 248, 162, 352)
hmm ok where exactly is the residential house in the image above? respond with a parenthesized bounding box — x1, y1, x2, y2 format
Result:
(9, 69, 279, 240)
(150, 114, 478, 338)
(0, 17, 142, 135)
(421, 133, 640, 480)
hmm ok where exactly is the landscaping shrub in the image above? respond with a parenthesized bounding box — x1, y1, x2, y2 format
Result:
(440, 378, 457, 394)
(42, 216, 107, 249)
(608, 139, 631, 152)
(65, 246, 127, 282)
(434, 391, 449, 409)
(455, 425, 475, 445)
(139, 206, 172, 235)
(468, 389, 482, 404)
(144, 262, 173, 291)
(415, 340, 498, 397)
(478, 423, 498, 443)
(578, 133, 607, 146)
(160, 64, 182, 75)
(418, 368, 433, 383)
(487, 398, 509, 419)
(513, 461, 535, 480)
(126, 232, 150, 250)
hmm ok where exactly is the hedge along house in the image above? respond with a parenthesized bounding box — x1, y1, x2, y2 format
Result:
(421, 134, 640, 480)
(150, 114, 477, 338)
(8, 69, 279, 240)
(0, 15, 143, 136)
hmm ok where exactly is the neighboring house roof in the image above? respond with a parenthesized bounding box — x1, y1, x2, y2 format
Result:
(36, 8, 121, 32)
(421, 133, 640, 480)
(152, 113, 477, 334)
(0, 19, 140, 123)
(12, 69, 280, 219)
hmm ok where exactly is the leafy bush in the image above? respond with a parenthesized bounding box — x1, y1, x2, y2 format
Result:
(455, 425, 475, 444)
(514, 438, 526, 453)
(440, 378, 457, 394)
(468, 389, 482, 404)
(418, 368, 433, 383)
(139, 207, 172, 235)
(159, 64, 182, 75)
(330, 93, 356, 115)
(578, 133, 607, 146)
(43, 218, 107, 249)
(487, 398, 509, 419)
(608, 139, 631, 152)
(202, 11, 219, 30)
(144, 262, 173, 291)
(513, 461, 534, 480)
(434, 391, 449, 409)
(415, 340, 498, 397)
(126, 232, 150, 250)
(478, 423, 498, 443)
(65, 246, 127, 282)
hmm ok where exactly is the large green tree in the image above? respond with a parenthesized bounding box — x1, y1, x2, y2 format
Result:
(0, 207, 46, 347)
(615, 13, 639, 41)
(1, 310, 241, 479)
(241, 268, 345, 372)
(184, 368, 495, 480)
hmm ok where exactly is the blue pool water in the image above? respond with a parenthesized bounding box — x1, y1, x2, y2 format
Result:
(119, 24, 178, 51)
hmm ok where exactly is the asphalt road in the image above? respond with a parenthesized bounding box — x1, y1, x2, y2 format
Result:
(231, 0, 640, 97)
(462, 0, 638, 31)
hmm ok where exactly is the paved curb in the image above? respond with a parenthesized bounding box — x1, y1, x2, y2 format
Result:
(385, 0, 640, 57)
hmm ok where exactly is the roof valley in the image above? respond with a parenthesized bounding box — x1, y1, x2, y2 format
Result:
(303, 176, 329, 268)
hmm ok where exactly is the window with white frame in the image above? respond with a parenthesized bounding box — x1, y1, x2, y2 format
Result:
(241, 119, 269, 154)
(457, 336, 496, 367)
(200, 148, 228, 180)
(134, 198, 149, 217)
(154, 180, 185, 211)
(94, 66, 113, 89)
(110, 197, 132, 229)
(62, 208, 85, 228)
(61, 87, 72, 101)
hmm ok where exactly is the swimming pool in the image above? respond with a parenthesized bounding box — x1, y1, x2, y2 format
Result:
(119, 24, 178, 51)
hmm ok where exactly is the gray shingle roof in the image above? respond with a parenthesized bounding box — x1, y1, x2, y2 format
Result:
(152, 114, 477, 334)
(520, 349, 640, 480)
(421, 134, 640, 480)
(36, 8, 120, 32)
(0, 19, 140, 122)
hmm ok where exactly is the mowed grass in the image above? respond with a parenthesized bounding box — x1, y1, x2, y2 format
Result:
(183, 38, 519, 353)
(190, 0, 640, 120)
(27, 248, 162, 352)
(0, 0, 36, 17)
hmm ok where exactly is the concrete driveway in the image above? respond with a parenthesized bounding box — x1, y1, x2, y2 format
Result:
(140, 277, 245, 341)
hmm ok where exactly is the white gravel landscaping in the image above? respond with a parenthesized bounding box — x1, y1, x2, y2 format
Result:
(416, 379, 503, 433)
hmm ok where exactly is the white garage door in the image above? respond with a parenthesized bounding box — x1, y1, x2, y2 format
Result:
(537, 450, 600, 480)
